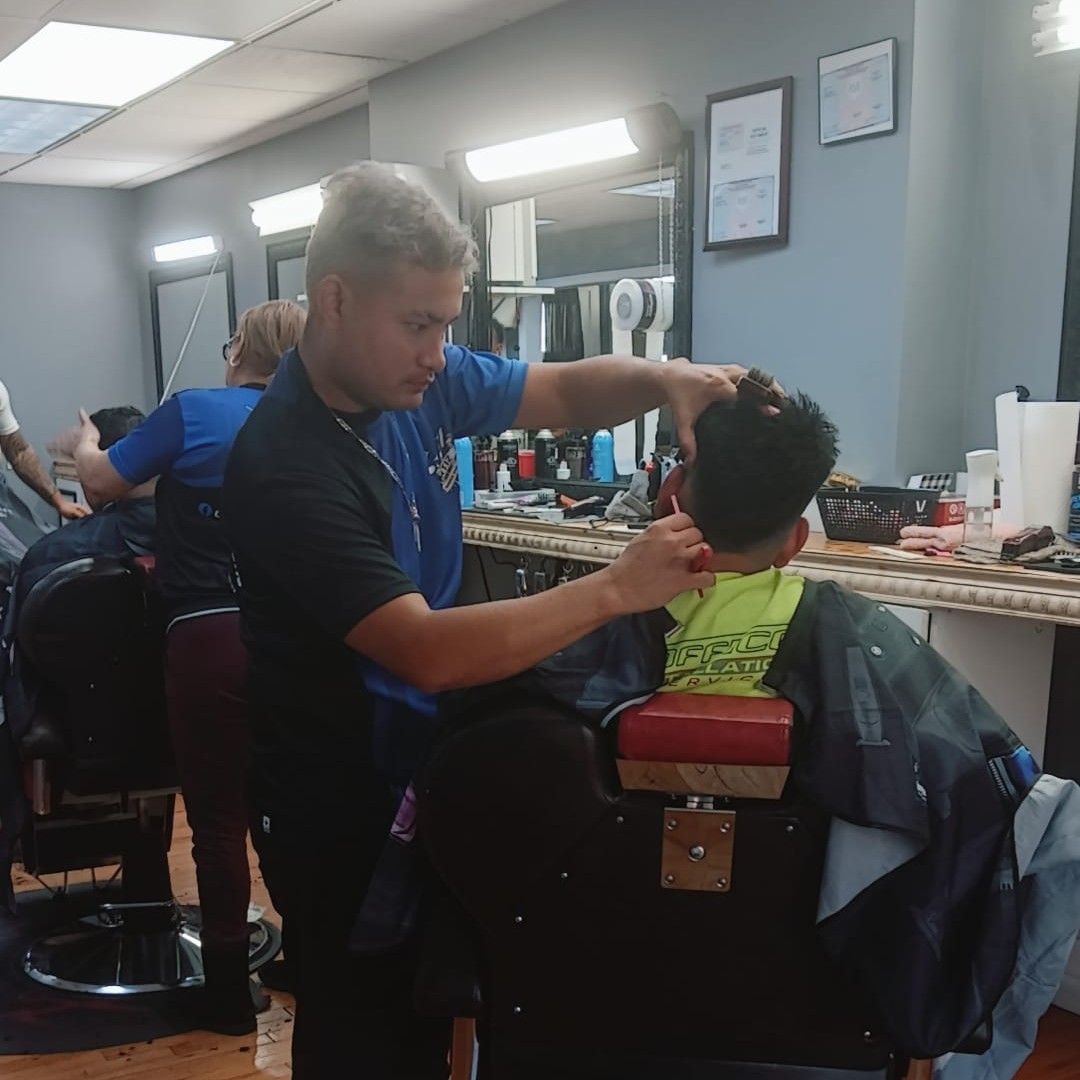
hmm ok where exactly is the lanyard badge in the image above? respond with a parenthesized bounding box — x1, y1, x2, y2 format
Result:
(331, 414, 422, 554)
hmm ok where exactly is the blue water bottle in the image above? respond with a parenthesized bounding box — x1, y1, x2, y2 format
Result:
(591, 428, 614, 483)
(454, 437, 474, 508)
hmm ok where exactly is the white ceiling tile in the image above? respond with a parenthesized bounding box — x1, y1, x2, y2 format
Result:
(2, 155, 160, 185)
(44, 0, 307, 40)
(0, 15, 38, 56)
(188, 45, 394, 94)
(0, 2, 54, 16)
(49, 105, 256, 162)
(264, 4, 500, 60)
(396, 0, 565, 19)
(139, 81, 323, 123)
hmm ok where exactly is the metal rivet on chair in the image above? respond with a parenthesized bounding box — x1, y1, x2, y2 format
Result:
(664, 873, 676, 885)
(514, 916, 523, 925)
(870, 645, 883, 657)
(877, 605, 887, 613)
(863, 1031, 873, 1042)
(785, 823, 796, 834)
(720, 821, 731, 833)
(513, 1005, 523, 1015)
(616, 815, 625, 824)
(688, 845, 706, 862)
(715, 878, 728, 888)
(666, 818, 679, 831)
(912, 636, 922, 646)
(560, 872, 569, 880)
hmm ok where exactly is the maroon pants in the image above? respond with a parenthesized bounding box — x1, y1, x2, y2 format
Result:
(165, 612, 252, 951)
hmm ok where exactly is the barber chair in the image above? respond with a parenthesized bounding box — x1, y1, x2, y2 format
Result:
(12, 556, 278, 995)
(419, 693, 990, 1080)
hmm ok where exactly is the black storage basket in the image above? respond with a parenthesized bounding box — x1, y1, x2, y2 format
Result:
(816, 486, 940, 544)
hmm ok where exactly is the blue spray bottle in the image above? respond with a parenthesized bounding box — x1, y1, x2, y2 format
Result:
(591, 428, 615, 483)
(454, 437, 474, 508)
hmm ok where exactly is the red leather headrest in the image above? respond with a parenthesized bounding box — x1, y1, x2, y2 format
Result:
(618, 693, 792, 765)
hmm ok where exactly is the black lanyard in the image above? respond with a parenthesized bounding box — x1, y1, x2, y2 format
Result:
(331, 413, 422, 554)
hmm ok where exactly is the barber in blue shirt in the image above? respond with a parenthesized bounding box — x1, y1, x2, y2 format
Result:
(55, 299, 307, 1036)
(217, 163, 766, 1079)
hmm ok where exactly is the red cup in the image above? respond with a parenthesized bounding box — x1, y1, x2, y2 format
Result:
(518, 449, 535, 479)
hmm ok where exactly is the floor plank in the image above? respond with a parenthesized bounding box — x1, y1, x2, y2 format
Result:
(7, 800, 1080, 1077)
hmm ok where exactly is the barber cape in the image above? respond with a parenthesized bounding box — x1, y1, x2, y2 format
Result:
(512, 579, 1080, 1074)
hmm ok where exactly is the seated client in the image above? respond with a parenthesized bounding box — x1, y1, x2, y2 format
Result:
(657, 392, 836, 698)
(15, 405, 155, 608)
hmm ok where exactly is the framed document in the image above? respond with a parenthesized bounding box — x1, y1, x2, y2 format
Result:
(819, 38, 897, 146)
(704, 77, 792, 251)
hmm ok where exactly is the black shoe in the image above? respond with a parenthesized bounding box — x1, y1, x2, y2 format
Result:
(194, 942, 264, 1036)
(256, 958, 294, 995)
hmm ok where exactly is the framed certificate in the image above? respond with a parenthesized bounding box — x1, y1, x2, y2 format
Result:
(704, 77, 792, 251)
(819, 38, 897, 146)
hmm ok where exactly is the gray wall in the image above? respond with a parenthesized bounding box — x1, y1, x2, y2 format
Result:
(369, 0, 917, 482)
(963, 0, 1080, 451)
(132, 105, 371, 405)
(0, 184, 144, 517)
(895, 0, 987, 477)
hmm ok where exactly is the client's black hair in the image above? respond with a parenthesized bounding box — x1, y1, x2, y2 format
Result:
(90, 406, 146, 452)
(686, 392, 838, 552)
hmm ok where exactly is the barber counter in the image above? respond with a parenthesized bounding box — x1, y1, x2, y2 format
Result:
(460, 513, 1080, 1015)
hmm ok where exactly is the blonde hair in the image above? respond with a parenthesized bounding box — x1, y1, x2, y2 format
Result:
(305, 162, 477, 300)
(232, 300, 307, 378)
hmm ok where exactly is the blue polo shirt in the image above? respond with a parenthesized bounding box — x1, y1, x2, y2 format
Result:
(107, 386, 264, 622)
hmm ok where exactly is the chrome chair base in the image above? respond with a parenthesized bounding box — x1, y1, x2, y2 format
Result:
(23, 901, 281, 996)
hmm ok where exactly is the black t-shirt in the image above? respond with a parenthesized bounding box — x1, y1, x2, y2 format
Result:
(224, 354, 419, 840)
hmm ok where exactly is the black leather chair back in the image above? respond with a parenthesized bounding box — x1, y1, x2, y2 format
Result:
(420, 703, 899, 1080)
(18, 557, 170, 796)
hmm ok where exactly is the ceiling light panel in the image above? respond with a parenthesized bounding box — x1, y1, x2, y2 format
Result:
(0, 22, 233, 107)
(0, 97, 109, 153)
(43, 0, 307, 40)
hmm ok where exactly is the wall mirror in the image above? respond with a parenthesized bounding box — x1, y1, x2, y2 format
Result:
(453, 108, 693, 481)
(267, 232, 311, 307)
(151, 253, 236, 400)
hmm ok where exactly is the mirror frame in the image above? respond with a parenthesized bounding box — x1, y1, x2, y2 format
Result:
(266, 230, 312, 302)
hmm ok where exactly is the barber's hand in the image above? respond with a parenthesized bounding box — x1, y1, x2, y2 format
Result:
(602, 513, 713, 614)
(48, 408, 99, 459)
(53, 495, 90, 520)
(663, 358, 784, 463)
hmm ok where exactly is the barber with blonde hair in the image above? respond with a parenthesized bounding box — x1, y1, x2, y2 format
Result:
(222, 164, 771, 1078)
(54, 299, 307, 1035)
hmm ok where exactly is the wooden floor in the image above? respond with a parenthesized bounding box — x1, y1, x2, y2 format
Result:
(7, 800, 1080, 1078)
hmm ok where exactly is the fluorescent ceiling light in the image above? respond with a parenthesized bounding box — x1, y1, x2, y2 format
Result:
(249, 183, 324, 237)
(0, 22, 231, 107)
(153, 235, 220, 263)
(535, 218, 557, 226)
(609, 178, 675, 199)
(464, 118, 639, 183)
(0, 97, 108, 153)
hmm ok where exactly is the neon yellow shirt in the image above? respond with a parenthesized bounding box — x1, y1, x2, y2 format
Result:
(660, 569, 805, 698)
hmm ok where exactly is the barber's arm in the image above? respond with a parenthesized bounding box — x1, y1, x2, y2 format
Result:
(346, 514, 710, 694)
(228, 471, 712, 697)
(0, 428, 89, 519)
(50, 410, 133, 510)
(514, 356, 754, 461)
